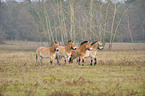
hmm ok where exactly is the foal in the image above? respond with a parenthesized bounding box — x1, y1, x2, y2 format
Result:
(56, 40, 77, 64)
(84, 41, 103, 66)
(69, 41, 93, 66)
(36, 41, 59, 66)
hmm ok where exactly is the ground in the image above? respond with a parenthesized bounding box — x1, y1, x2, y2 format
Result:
(0, 49, 145, 96)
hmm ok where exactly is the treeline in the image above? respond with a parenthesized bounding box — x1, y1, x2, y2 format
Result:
(0, 0, 144, 48)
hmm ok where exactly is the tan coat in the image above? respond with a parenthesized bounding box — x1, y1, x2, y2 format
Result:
(84, 41, 103, 66)
(56, 41, 76, 64)
(36, 42, 59, 66)
(69, 41, 93, 66)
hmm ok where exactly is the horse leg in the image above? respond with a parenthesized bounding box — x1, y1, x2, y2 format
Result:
(36, 55, 38, 66)
(36, 57, 39, 66)
(36, 53, 40, 66)
(57, 58, 59, 65)
(94, 58, 97, 65)
(49, 57, 52, 65)
(64, 59, 66, 64)
(78, 57, 81, 65)
(90, 58, 93, 66)
(82, 59, 84, 66)
(56, 55, 60, 65)
(67, 56, 71, 64)
(40, 57, 43, 66)
(77, 58, 79, 64)
(64, 56, 67, 64)
(69, 56, 73, 63)
(50, 57, 53, 65)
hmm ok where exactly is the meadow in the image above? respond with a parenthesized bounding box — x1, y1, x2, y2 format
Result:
(0, 41, 145, 96)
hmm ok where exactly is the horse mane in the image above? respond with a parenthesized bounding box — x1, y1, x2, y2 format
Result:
(51, 41, 58, 46)
(80, 41, 88, 45)
(91, 41, 98, 46)
(68, 40, 72, 43)
(54, 41, 58, 44)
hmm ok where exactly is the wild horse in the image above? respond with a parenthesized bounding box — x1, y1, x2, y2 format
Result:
(56, 40, 77, 64)
(84, 41, 103, 66)
(69, 41, 93, 66)
(36, 41, 59, 66)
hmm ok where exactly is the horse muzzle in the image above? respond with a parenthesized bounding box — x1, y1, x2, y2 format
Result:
(89, 48, 93, 51)
(99, 47, 103, 50)
(56, 48, 59, 52)
(73, 47, 77, 50)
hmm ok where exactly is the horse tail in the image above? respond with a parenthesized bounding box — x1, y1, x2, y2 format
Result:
(36, 48, 39, 60)
(69, 55, 72, 63)
(68, 57, 71, 63)
(36, 53, 38, 60)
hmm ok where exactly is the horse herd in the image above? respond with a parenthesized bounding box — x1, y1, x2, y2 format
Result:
(36, 40, 103, 66)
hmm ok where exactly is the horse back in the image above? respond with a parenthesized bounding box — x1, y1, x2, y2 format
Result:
(71, 48, 82, 57)
(58, 46, 65, 55)
(36, 47, 51, 57)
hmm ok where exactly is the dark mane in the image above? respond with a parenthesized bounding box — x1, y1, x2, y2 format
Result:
(80, 41, 88, 45)
(68, 40, 72, 43)
(54, 41, 58, 44)
(51, 41, 58, 46)
(91, 41, 98, 46)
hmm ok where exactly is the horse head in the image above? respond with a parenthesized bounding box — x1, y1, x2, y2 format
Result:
(71, 41, 77, 50)
(81, 41, 93, 51)
(97, 41, 103, 50)
(52, 41, 59, 52)
(91, 41, 103, 50)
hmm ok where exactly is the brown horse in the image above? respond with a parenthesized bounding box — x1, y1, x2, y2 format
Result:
(36, 41, 59, 66)
(56, 40, 77, 64)
(84, 41, 103, 66)
(69, 41, 93, 66)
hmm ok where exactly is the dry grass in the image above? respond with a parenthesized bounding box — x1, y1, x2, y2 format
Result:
(0, 49, 145, 96)
(0, 41, 145, 50)
(104, 43, 145, 50)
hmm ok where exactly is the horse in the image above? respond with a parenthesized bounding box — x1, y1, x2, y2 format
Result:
(36, 41, 59, 66)
(84, 41, 103, 66)
(56, 40, 77, 64)
(69, 41, 93, 66)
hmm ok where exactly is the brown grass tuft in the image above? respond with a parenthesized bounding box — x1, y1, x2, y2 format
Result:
(49, 91, 74, 96)
(64, 77, 92, 86)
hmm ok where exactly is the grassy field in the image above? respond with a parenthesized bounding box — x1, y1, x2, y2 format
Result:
(0, 40, 145, 50)
(0, 49, 145, 96)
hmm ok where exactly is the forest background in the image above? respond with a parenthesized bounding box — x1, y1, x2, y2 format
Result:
(0, 0, 144, 49)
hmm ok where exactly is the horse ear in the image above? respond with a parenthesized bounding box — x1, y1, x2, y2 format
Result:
(68, 40, 72, 43)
